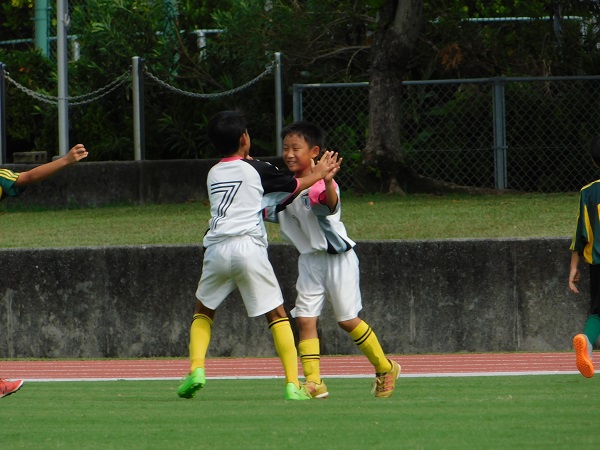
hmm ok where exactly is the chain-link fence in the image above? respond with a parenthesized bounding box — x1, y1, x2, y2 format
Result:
(294, 76, 600, 192)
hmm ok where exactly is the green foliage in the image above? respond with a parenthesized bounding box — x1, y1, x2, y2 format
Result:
(0, 48, 58, 157)
(156, 112, 211, 159)
(503, 80, 600, 191)
(418, 0, 600, 79)
(188, 0, 376, 154)
(0, 0, 33, 41)
(70, 0, 180, 71)
(400, 83, 496, 188)
(66, 0, 181, 160)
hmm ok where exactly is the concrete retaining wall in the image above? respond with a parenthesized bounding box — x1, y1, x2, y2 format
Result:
(0, 238, 586, 358)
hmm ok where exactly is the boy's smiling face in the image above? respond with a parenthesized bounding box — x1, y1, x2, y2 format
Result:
(283, 133, 320, 177)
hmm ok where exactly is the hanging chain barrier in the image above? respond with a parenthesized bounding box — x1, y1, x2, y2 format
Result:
(143, 62, 274, 99)
(0, 55, 282, 163)
(2, 68, 131, 106)
(2, 60, 274, 105)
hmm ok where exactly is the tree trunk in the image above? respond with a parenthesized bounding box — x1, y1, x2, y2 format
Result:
(357, 0, 423, 194)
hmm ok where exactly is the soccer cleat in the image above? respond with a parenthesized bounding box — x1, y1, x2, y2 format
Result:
(302, 379, 329, 399)
(177, 368, 206, 398)
(284, 382, 312, 400)
(372, 359, 401, 398)
(573, 334, 594, 378)
(0, 379, 24, 398)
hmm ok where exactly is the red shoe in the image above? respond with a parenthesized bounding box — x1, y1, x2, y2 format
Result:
(0, 378, 24, 398)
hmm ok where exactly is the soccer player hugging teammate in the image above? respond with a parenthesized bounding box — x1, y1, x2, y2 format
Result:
(177, 111, 339, 400)
(263, 121, 400, 398)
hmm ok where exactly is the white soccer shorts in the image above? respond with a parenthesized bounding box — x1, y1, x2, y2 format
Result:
(291, 249, 363, 322)
(196, 236, 284, 317)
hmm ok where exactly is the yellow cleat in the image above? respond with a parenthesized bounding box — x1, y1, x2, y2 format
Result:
(302, 380, 329, 399)
(372, 359, 401, 398)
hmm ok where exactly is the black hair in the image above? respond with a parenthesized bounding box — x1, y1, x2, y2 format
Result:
(591, 135, 600, 167)
(207, 110, 247, 156)
(281, 121, 325, 151)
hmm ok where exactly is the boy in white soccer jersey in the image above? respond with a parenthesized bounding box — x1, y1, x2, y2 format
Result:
(265, 121, 400, 398)
(177, 111, 339, 401)
(0, 143, 88, 398)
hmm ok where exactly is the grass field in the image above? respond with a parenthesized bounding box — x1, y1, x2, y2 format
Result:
(0, 192, 579, 248)
(1, 193, 593, 449)
(1, 376, 599, 449)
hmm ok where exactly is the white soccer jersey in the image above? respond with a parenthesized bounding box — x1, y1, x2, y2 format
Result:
(271, 179, 355, 255)
(203, 156, 300, 248)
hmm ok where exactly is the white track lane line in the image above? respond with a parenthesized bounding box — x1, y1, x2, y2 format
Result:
(20, 370, 581, 382)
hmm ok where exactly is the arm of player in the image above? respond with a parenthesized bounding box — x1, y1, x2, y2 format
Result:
(14, 144, 88, 187)
(569, 250, 581, 294)
(322, 157, 341, 212)
(296, 151, 341, 192)
(262, 204, 281, 223)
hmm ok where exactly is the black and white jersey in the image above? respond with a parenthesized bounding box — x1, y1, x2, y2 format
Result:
(203, 156, 299, 248)
(266, 179, 355, 255)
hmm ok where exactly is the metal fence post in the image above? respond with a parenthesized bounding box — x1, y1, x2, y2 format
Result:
(274, 52, 283, 156)
(292, 84, 302, 122)
(132, 56, 145, 161)
(34, 0, 50, 58)
(493, 78, 507, 190)
(0, 63, 6, 165)
(56, 0, 69, 157)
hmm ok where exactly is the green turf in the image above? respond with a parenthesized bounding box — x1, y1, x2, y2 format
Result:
(0, 192, 580, 248)
(1, 376, 598, 449)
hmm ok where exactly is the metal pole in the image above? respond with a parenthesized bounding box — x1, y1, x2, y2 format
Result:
(132, 57, 145, 161)
(0, 63, 6, 165)
(493, 78, 507, 190)
(292, 84, 302, 122)
(57, 0, 69, 157)
(274, 52, 283, 156)
(71, 37, 80, 61)
(197, 30, 206, 60)
(34, 0, 49, 58)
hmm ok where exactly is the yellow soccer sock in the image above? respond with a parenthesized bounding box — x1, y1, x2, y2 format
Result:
(349, 320, 392, 374)
(189, 313, 212, 373)
(298, 338, 321, 383)
(269, 318, 299, 386)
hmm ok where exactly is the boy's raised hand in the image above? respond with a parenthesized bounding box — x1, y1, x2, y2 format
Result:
(65, 144, 89, 165)
(324, 151, 342, 182)
(314, 151, 341, 180)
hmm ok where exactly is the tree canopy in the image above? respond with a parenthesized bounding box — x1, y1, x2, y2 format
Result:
(0, 0, 599, 187)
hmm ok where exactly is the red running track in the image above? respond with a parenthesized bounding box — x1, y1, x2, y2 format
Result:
(0, 353, 586, 381)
